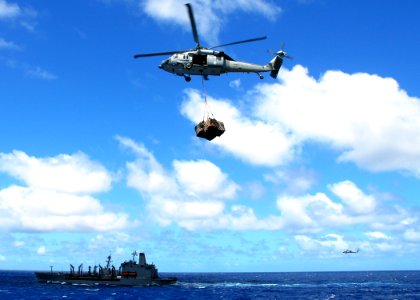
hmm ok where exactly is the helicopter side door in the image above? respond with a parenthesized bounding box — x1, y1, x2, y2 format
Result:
(192, 54, 207, 65)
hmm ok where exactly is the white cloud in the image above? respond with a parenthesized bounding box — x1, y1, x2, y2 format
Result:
(0, 185, 129, 232)
(365, 231, 390, 240)
(295, 234, 348, 253)
(117, 136, 179, 197)
(0, 0, 20, 19)
(140, 0, 281, 45)
(172, 204, 282, 231)
(149, 197, 225, 228)
(0, 0, 37, 31)
(0, 150, 129, 232)
(181, 89, 296, 167)
(173, 159, 238, 199)
(404, 229, 420, 242)
(251, 65, 420, 177)
(88, 232, 131, 252)
(329, 180, 376, 215)
(179, 65, 420, 178)
(119, 136, 420, 237)
(0, 150, 112, 194)
(277, 192, 351, 233)
(118, 136, 285, 231)
(37, 245, 46, 255)
(275, 180, 420, 236)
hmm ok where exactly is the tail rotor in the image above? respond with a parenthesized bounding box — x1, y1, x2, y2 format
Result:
(269, 43, 293, 59)
(268, 43, 292, 79)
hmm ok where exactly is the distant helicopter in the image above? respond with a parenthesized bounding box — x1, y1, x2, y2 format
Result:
(134, 3, 291, 82)
(343, 248, 359, 254)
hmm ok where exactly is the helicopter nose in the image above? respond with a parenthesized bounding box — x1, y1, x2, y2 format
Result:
(159, 59, 169, 69)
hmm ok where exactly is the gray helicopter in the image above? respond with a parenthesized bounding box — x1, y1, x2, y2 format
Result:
(343, 248, 359, 254)
(134, 3, 290, 82)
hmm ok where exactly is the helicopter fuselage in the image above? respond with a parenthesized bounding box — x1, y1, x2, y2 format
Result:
(159, 49, 275, 80)
(134, 3, 289, 82)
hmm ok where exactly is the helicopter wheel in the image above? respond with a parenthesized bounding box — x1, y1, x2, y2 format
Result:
(184, 76, 191, 82)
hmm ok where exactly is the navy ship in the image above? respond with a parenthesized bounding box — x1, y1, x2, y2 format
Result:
(35, 251, 177, 286)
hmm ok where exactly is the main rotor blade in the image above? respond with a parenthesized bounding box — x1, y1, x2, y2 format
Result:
(209, 36, 267, 49)
(133, 51, 184, 58)
(186, 3, 200, 48)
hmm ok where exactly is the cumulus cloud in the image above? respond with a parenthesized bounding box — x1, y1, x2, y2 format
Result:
(277, 192, 350, 233)
(173, 159, 238, 199)
(179, 66, 420, 178)
(251, 65, 420, 177)
(275, 180, 420, 236)
(329, 180, 376, 215)
(0, 150, 129, 232)
(117, 136, 285, 231)
(0, 150, 112, 194)
(295, 234, 348, 253)
(118, 136, 234, 223)
(294, 232, 408, 256)
(0, 185, 129, 232)
(118, 135, 420, 239)
(181, 89, 296, 167)
(140, 0, 281, 45)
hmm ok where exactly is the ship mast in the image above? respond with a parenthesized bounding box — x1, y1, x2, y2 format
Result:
(131, 250, 138, 262)
(106, 255, 111, 269)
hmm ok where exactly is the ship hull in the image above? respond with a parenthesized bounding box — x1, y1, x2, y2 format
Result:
(35, 272, 177, 286)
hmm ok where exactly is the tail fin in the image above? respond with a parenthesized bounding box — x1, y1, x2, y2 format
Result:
(269, 55, 283, 79)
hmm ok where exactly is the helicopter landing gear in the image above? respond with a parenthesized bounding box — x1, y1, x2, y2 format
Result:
(184, 75, 191, 82)
(257, 72, 264, 79)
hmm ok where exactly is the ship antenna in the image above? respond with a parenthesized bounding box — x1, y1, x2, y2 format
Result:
(106, 254, 112, 269)
(131, 250, 138, 262)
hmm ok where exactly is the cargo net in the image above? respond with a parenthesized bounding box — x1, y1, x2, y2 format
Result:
(194, 77, 225, 141)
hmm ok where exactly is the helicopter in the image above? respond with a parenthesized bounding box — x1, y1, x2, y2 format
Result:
(134, 3, 291, 82)
(343, 248, 359, 254)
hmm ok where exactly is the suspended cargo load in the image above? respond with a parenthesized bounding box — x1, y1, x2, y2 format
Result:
(195, 118, 225, 141)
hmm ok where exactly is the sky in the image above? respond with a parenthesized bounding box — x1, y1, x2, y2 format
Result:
(1, 0, 420, 272)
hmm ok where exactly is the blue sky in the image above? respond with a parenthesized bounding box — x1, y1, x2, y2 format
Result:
(1, 0, 420, 272)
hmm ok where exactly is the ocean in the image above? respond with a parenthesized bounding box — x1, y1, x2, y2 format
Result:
(0, 270, 419, 299)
